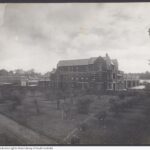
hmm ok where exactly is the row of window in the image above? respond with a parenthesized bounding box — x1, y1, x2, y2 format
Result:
(58, 65, 100, 72)
(59, 66, 88, 71)
(107, 73, 117, 80)
(71, 77, 89, 80)
(61, 75, 107, 81)
(61, 75, 104, 80)
(62, 77, 102, 82)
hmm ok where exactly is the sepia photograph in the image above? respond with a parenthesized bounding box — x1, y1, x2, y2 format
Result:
(0, 2, 150, 145)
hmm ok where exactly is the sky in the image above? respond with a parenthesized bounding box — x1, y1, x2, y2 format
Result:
(0, 3, 150, 73)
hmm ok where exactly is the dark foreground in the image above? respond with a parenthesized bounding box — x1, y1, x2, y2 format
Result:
(0, 88, 150, 145)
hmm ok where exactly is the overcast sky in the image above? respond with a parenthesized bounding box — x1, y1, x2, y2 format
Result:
(0, 3, 150, 73)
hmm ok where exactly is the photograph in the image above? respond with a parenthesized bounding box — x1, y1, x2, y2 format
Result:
(0, 2, 150, 145)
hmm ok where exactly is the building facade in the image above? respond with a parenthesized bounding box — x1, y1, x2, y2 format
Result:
(51, 54, 125, 91)
(0, 75, 27, 86)
(123, 74, 140, 89)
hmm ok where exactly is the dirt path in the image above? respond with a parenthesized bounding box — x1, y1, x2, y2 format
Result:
(63, 113, 96, 143)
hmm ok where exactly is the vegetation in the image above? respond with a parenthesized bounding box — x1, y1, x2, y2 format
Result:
(10, 90, 22, 111)
(0, 85, 150, 144)
(129, 71, 150, 79)
(76, 95, 92, 114)
(0, 68, 43, 78)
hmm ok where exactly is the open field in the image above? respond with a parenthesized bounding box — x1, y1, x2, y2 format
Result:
(0, 87, 150, 144)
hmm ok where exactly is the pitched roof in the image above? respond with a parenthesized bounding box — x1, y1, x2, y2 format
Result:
(57, 57, 97, 67)
(57, 56, 118, 67)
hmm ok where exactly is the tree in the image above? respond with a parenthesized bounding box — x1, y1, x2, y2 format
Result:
(148, 28, 150, 37)
(10, 90, 22, 111)
(25, 69, 35, 78)
(34, 99, 40, 115)
(70, 135, 80, 144)
(0, 69, 9, 76)
(9, 71, 14, 76)
(14, 69, 25, 75)
(96, 111, 107, 127)
(76, 96, 92, 114)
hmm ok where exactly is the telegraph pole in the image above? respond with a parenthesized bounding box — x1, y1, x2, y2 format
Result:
(148, 28, 150, 37)
(148, 28, 150, 66)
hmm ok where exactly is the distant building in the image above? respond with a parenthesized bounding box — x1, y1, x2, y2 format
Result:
(0, 75, 27, 86)
(123, 74, 140, 89)
(0, 75, 42, 87)
(38, 77, 51, 88)
(50, 54, 125, 91)
(27, 79, 39, 86)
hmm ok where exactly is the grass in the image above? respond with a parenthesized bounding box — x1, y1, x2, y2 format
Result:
(1, 88, 150, 144)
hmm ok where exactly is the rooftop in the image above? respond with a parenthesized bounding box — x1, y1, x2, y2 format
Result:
(57, 57, 97, 67)
(57, 55, 118, 67)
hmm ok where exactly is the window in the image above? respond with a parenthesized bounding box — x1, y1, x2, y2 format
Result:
(109, 83, 112, 89)
(73, 67, 76, 72)
(99, 65, 102, 71)
(112, 65, 115, 70)
(113, 73, 116, 79)
(72, 83, 74, 88)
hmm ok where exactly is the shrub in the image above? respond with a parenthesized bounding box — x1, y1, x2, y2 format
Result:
(118, 92, 126, 100)
(10, 90, 22, 111)
(96, 111, 107, 121)
(78, 122, 88, 131)
(76, 96, 92, 114)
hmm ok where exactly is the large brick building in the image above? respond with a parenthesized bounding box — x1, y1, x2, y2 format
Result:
(50, 54, 125, 91)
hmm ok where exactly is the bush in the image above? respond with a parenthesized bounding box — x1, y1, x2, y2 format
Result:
(109, 98, 116, 105)
(96, 111, 107, 121)
(78, 122, 88, 131)
(10, 90, 22, 111)
(76, 96, 92, 114)
(118, 92, 126, 99)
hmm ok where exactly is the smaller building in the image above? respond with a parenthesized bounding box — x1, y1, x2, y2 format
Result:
(0, 75, 27, 86)
(123, 74, 140, 89)
(38, 78, 51, 88)
(27, 79, 39, 86)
